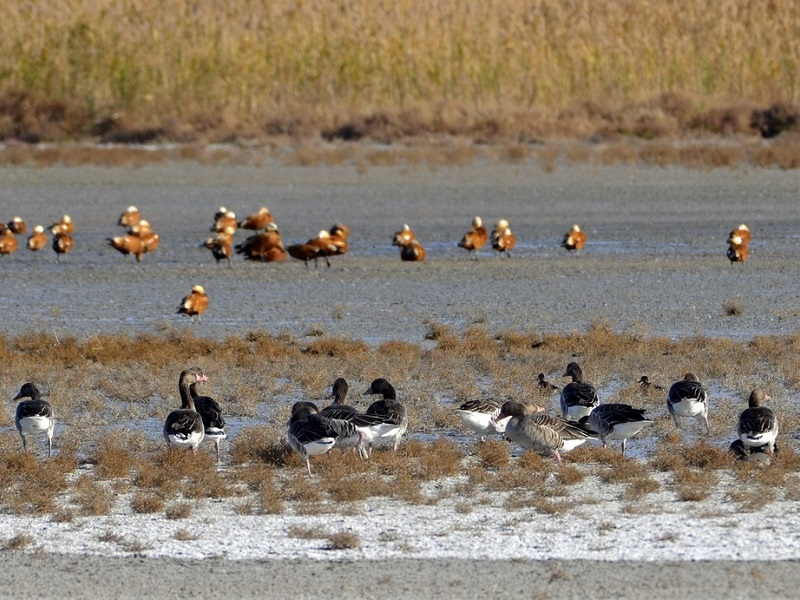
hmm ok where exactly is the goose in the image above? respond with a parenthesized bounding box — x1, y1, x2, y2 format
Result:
(667, 372, 709, 432)
(491, 220, 516, 257)
(561, 224, 586, 252)
(737, 388, 777, 454)
(581, 403, 652, 453)
(163, 368, 206, 453)
(13, 382, 55, 457)
(560, 362, 599, 420)
(288, 401, 360, 475)
(457, 216, 488, 257)
(117, 206, 141, 228)
(729, 438, 776, 464)
(364, 378, 408, 451)
(8, 216, 26, 235)
(537, 373, 560, 392)
(320, 378, 391, 458)
(496, 401, 597, 463)
(239, 207, 273, 232)
(177, 285, 208, 323)
(27, 226, 47, 252)
(189, 376, 227, 462)
(51, 228, 74, 261)
(727, 235, 748, 264)
(0, 228, 18, 256)
(455, 398, 510, 441)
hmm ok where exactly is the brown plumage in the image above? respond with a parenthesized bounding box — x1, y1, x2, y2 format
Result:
(561, 224, 586, 252)
(117, 206, 141, 228)
(108, 234, 145, 262)
(287, 241, 324, 267)
(27, 226, 47, 252)
(177, 285, 209, 323)
(491, 219, 516, 257)
(235, 224, 284, 261)
(727, 234, 748, 264)
(7, 216, 26, 234)
(212, 210, 238, 233)
(202, 232, 234, 267)
(728, 223, 751, 246)
(327, 224, 349, 256)
(50, 215, 74, 235)
(132, 220, 160, 254)
(457, 216, 488, 256)
(0, 229, 18, 256)
(396, 236, 425, 261)
(239, 207, 273, 231)
(330, 223, 349, 239)
(51, 228, 74, 261)
(307, 231, 338, 267)
(393, 224, 416, 247)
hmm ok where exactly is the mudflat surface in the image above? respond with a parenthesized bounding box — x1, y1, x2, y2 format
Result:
(0, 161, 798, 343)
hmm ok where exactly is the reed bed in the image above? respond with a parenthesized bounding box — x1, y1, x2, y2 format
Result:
(0, 1, 798, 145)
(1, 325, 800, 520)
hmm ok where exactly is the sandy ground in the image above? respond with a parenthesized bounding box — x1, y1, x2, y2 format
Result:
(1, 158, 800, 598)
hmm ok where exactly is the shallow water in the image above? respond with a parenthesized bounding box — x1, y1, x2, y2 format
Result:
(1, 160, 798, 344)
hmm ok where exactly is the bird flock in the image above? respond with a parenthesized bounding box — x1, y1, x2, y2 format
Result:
(9, 360, 778, 475)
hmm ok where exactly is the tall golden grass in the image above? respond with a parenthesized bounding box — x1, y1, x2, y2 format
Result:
(0, 0, 798, 142)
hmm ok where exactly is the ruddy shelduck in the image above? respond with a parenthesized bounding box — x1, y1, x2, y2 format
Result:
(27, 226, 47, 252)
(561, 224, 586, 252)
(457, 216, 488, 257)
(238, 207, 273, 231)
(0, 229, 18, 256)
(8, 216, 26, 234)
(177, 285, 209, 323)
(118, 206, 141, 228)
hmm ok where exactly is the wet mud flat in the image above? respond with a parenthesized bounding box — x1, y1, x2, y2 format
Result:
(0, 161, 798, 344)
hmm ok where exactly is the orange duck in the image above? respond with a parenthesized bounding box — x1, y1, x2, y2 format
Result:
(118, 206, 141, 228)
(307, 231, 339, 267)
(177, 285, 209, 323)
(8, 216, 26, 234)
(108, 234, 146, 262)
(27, 226, 47, 252)
(235, 223, 285, 261)
(51, 227, 74, 261)
(0, 228, 18, 256)
(239, 207, 273, 232)
(133, 220, 161, 254)
(393, 224, 416, 247)
(727, 234, 749, 264)
(399, 238, 426, 262)
(287, 240, 325, 267)
(50, 215, 75, 235)
(327, 223, 349, 256)
(728, 224, 751, 246)
(491, 219, 516, 258)
(457, 216, 488, 257)
(202, 226, 236, 266)
(212, 210, 238, 233)
(561, 224, 586, 252)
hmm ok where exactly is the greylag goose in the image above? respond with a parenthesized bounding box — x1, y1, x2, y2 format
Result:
(737, 388, 777, 454)
(13, 382, 55, 457)
(288, 401, 360, 475)
(560, 362, 599, 420)
(667, 372, 709, 432)
(163, 367, 206, 453)
(496, 401, 597, 463)
(455, 398, 509, 441)
(364, 378, 408, 451)
(582, 403, 652, 453)
(320, 378, 391, 458)
(189, 376, 227, 462)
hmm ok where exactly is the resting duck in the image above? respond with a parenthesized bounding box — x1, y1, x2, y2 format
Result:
(393, 224, 416, 247)
(364, 378, 408, 452)
(496, 401, 596, 463)
(327, 226, 349, 256)
(396, 235, 426, 261)
(455, 398, 509, 441)
(737, 388, 777, 454)
(177, 285, 209, 323)
(50, 215, 74, 235)
(212, 210, 238, 233)
(13, 382, 55, 457)
(130, 220, 160, 254)
(27, 226, 47, 252)
(288, 401, 360, 475)
(51, 228, 74, 261)
(0, 228, 18, 256)
(457, 216, 488, 257)
(491, 219, 516, 257)
(8, 216, 26, 235)
(728, 223, 751, 246)
(581, 403, 652, 453)
(667, 372, 709, 433)
(560, 362, 599, 420)
(727, 234, 748, 264)
(239, 207, 273, 232)
(164, 368, 206, 453)
(561, 224, 586, 252)
(117, 206, 141, 228)
(637, 375, 664, 393)
(330, 223, 349, 240)
(537, 373, 560, 392)
(189, 375, 227, 462)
